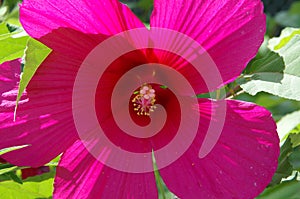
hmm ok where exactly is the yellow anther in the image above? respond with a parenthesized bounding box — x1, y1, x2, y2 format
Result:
(132, 84, 156, 116)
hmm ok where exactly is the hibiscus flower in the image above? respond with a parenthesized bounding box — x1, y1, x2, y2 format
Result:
(0, 0, 279, 198)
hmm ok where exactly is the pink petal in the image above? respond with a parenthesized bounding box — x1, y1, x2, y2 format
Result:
(145, 49, 210, 95)
(151, 0, 265, 86)
(0, 53, 80, 167)
(54, 140, 158, 199)
(157, 99, 279, 199)
(38, 28, 108, 59)
(0, 59, 21, 96)
(20, 0, 144, 39)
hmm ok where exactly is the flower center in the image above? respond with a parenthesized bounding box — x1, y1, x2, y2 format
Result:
(132, 84, 156, 116)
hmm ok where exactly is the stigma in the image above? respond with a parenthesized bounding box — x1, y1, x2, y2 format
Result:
(132, 84, 156, 116)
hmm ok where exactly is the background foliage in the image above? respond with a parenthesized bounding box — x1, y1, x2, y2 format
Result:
(1, 0, 300, 198)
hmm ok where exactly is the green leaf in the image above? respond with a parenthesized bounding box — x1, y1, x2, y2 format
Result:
(0, 28, 28, 64)
(197, 93, 211, 99)
(256, 36, 270, 58)
(8, 172, 23, 184)
(4, 5, 21, 26)
(290, 2, 300, 15)
(240, 28, 300, 101)
(274, 2, 300, 28)
(152, 152, 175, 199)
(238, 72, 300, 101)
(160, 85, 168, 89)
(2, 0, 21, 13)
(0, 166, 18, 175)
(269, 138, 294, 186)
(246, 50, 285, 73)
(137, 0, 153, 10)
(0, 176, 54, 199)
(274, 12, 300, 28)
(277, 110, 300, 141)
(269, 29, 300, 77)
(6, 23, 19, 33)
(290, 133, 300, 148)
(0, 23, 9, 34)
(0, 173, 12, 182)
(288, 146, 300, 171)
(257, 180, 300, 199)
(45, 155, 61, 167)
(15, 38, 51, 113)
(0, 145, 29, 156)
(0, 164, 14, 170)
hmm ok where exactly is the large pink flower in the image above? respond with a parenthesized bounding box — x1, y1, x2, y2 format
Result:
(0, 0, 279, 199)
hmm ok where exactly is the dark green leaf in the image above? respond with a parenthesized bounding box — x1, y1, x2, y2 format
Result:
(274, 2, 300, 28)
(247, 50, 284, 73)
(275, 12, 300, 28)
(290, 133, 300, 148)
(8, 172, 23, 184)
(269, 138, 294, 186)
(288, 146, 300, 171)
(0, 164, 14, 170)
(137, 0, 153, 10)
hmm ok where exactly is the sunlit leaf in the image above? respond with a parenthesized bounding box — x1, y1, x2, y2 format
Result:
(0, 23, 9, 34)
(240, 28, 300, 101)
(269, 29, 300, 78)
(0, 176, 54, 199)
(0, 24, 28, 64)
(0, 166, 18, 176)
(15, 38, 51, 113)
(0, 145, 29, 156)
(45, 155, 61, 167)
(277, 110, 300, 141)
